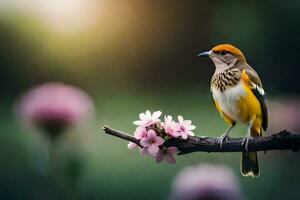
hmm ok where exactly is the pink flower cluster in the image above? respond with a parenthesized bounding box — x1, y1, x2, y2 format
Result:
(128, 110, 196, 164)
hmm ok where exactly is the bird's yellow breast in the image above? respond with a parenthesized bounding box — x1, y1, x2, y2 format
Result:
(212, 81, 262, 127)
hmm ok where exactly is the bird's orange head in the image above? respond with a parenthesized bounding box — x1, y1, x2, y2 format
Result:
(198, 44, 246, 70)
(212, 44, 245, 62)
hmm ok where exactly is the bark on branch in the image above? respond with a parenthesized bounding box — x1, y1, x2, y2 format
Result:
(102, 125, 300, 155)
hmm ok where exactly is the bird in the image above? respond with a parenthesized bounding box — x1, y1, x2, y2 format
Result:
(198, 44, 268, 177)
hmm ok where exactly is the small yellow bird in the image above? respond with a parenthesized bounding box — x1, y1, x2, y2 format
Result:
(199, 44, 268, 177)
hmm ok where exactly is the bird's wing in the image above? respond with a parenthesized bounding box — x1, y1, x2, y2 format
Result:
(241, 67, 268, 131)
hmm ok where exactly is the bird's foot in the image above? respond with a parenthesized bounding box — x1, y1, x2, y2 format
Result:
(217, 133, 229, 149)
(241, 135, 254, 151)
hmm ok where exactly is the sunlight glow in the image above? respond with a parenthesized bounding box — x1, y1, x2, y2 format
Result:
(33, 0, 99, 33)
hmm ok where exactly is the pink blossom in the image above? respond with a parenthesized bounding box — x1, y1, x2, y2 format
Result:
(156, 147, 177, 164)
(133, 110, 162, 127)
(15, 83, 94, 137)
(177, 116, 196, 139)
(134, 127, 148, 139)
(140, 129, 164, 156)
(162, 115, 181, 138)
(127, 127, 148, 149)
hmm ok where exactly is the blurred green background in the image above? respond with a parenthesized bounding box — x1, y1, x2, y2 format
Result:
(1, 0, 300, 199)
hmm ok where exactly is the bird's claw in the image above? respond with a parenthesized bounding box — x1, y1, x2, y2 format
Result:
(217, 134, 229, 149)
(241, 135, 254, 151)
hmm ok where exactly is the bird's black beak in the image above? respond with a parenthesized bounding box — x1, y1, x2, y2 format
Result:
(198, 51, 210, 57)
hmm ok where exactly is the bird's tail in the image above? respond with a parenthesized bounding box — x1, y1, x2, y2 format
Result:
(241, 125, 261, 177)
(241, 151, 259, 177)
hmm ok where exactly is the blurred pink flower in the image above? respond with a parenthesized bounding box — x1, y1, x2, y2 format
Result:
(133, 110, 161, 127)
(156, 147, 177, 164)
(177, 116, 196, 139)
(140, 129, 164, 156)
(15, 83, 94, 137)
(162, 115, 181, 138)
(170, 164, 243, 200)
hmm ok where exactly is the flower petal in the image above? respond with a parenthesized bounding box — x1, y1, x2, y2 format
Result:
(127, 142, 137, 149)
(139, 113, 146, 120)
(185, 120, 192, 125)
(165, 154, 176, 164)
(153, 111, 162, 119)
(181, 132, 188, 139)
(147, 129, 157, 138)
(167, 147, 178, 154)
(134, 127, 147, 139)
(188, 131, 195, 136)
(189, 125, 196, 130)
(140, 147, 149, 155)
(164, 115, 172, 124)
(148, 145, 159, 156)
(133, 121, 142, 126)
(155, 150, 164, 163)
(156, 136, 165, 146)
(172, 131, 181, 138)
(178, 115, 184, 124)
(140, 138, 150, 147)
(146, 110, 151, 118)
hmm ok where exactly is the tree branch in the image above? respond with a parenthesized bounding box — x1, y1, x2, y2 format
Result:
(102, 125, 300, 155)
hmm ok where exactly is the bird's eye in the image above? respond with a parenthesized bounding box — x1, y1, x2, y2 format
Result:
(220, 50, 227, 56)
